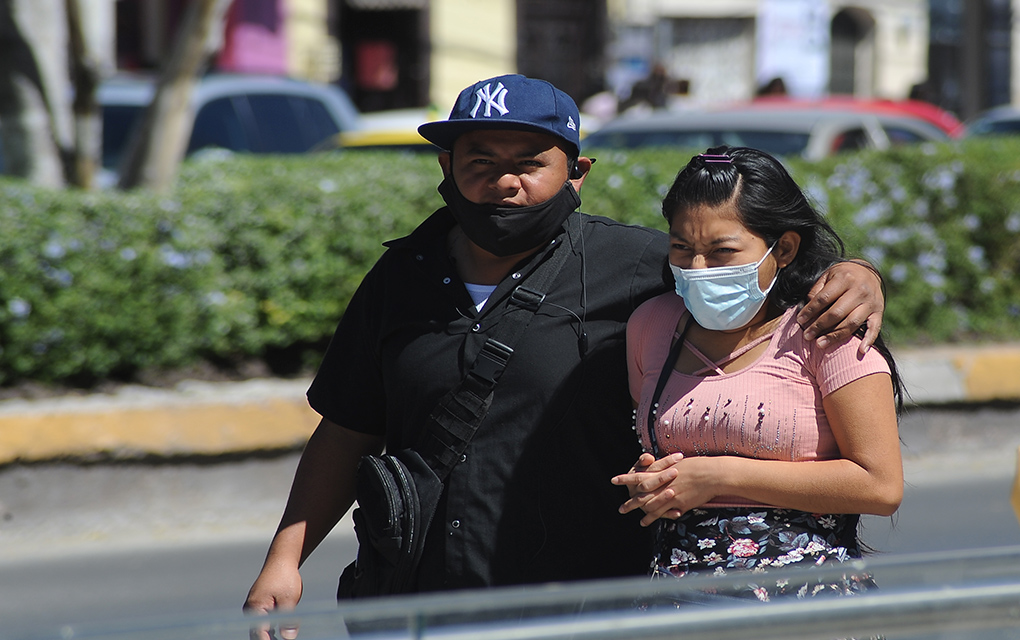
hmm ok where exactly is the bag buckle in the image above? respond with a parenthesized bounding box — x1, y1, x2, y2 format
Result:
(470, 338, 513, 386)
(509, 286, 545, 312)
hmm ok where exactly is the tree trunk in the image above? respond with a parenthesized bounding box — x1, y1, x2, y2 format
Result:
(0, 0, 74, 188)
(66, 0, 102, 190)
(117, 0, 234, 192)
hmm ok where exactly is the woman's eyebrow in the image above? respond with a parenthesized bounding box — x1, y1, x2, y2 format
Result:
(668, 231, 743, 245)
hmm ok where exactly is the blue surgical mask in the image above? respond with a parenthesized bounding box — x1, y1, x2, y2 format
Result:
(670, 244, 779, 331)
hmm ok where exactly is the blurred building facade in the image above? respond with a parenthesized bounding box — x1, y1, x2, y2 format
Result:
(325, 0, 609, 113)
(606, 0, 930, 107)
(924, 0, 1016, 120)
(100, 0, 1019, 120)
(606, 0, 1019, 120)
(106, 0, 604, 114)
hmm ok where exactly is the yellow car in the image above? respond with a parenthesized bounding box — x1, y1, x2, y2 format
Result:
(314, 107, 441, 152)
(316, 105, 600, 153)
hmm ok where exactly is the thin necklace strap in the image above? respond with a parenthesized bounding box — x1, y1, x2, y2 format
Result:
(646, 314, 695, 456)
(685, 342, 726, 375)
(690, 328, 777, 377)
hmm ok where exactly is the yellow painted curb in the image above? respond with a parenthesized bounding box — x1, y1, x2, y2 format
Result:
(4, 343, 1020, 465)
(960, 350, 1020, 402)
(0, 381, 319, 465)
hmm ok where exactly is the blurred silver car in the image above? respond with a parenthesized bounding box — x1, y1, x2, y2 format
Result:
(98, 73, 361, 172)
(0, 74, 361, 180)
(582, 103, 951, 160)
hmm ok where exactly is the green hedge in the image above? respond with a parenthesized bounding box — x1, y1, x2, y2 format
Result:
(581, 140, 1020, 346)
(1, 139, 1019, 387)
(0, 151, 440, 386)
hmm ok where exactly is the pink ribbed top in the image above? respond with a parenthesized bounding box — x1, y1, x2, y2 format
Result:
(626, 293, 890, 507)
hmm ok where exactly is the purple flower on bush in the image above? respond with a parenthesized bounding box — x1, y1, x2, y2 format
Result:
(7, 298, 30, 318)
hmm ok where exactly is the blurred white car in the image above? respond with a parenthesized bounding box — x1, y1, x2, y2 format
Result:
(582, 100, 952, 160)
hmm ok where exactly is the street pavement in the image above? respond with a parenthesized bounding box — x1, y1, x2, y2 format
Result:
(1, 389, 1019, 568)
(0, 451, 1014, 640)
(0, 342, 1019, 567)
(0, 362, 1019, 640)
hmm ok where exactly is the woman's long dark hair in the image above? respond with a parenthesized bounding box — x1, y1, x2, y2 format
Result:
(662, 146, 905, 411)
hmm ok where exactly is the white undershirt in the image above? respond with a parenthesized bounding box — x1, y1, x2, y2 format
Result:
(464, 283, 498, 311)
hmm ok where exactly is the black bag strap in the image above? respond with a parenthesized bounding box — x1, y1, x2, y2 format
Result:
(417, 236, 573, 479)
(645, 314, 694, 456)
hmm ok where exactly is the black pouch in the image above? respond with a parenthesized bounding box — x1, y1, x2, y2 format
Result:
(337, 449, 443, 598)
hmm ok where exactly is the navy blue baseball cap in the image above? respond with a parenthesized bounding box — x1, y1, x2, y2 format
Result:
(418, 74, 581, 156)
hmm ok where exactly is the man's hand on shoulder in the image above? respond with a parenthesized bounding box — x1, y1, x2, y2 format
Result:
(797, 260, 884, 354)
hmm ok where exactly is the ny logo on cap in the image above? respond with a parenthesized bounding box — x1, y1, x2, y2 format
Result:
(470, 82, 510, 118)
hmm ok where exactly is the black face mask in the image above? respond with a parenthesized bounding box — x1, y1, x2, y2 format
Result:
(438, 177, 581, 257)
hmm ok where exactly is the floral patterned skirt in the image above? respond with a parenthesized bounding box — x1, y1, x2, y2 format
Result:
(649, 507, 877, 603)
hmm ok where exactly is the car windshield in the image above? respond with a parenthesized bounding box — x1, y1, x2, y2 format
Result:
(100, 90, 347, 169)
(970, 119, 1020, 135)
(585, 129, 812, 157)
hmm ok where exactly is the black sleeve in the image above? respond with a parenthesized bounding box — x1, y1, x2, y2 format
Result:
(630, 227, 671, 307)
(306, 262, 387, 436)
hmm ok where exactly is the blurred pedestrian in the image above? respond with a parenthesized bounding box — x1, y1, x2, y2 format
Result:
(621, 63, 688, 112)
(757, 76, 788, 97)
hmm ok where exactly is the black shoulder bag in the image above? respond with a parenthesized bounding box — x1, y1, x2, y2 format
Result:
(337, 239, 571, 599)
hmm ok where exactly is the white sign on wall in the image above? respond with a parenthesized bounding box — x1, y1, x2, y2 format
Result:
(756, 0, 831, 97)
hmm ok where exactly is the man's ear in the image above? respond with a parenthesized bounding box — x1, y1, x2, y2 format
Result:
(775, 231, 801, 269)
(569, 156, 594, 191)
(438, 151, 452, 177)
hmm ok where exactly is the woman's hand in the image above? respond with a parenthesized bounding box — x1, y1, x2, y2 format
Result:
(612, 452, 705, 526)
(615, 452, 654, 495)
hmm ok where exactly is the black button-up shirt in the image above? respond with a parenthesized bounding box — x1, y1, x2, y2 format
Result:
(308, 207, 670, 591)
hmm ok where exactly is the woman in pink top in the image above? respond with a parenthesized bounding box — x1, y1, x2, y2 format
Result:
(612, 146, 904, 603)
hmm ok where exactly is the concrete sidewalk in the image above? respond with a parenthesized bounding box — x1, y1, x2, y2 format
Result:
(1, 343, 1019, 466)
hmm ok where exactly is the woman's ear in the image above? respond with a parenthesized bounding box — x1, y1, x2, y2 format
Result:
(775, 231, 801, 269)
